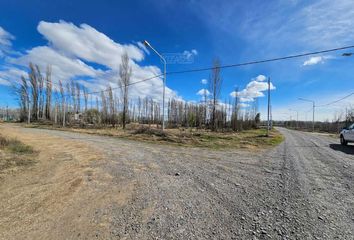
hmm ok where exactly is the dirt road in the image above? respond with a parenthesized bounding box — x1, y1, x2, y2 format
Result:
(0, 125, 353, 239)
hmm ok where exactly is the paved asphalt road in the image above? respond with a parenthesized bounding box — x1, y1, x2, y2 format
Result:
(3, 126, 354, 239)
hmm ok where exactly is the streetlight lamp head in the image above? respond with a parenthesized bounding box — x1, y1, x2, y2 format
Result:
(143, 40, 150, 47)
(342, 53, 353, 57)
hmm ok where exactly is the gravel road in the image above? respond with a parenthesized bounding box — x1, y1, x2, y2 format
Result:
(3, 126, 354, 239)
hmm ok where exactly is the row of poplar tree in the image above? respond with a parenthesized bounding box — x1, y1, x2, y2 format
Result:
(15, 55, 261, 131)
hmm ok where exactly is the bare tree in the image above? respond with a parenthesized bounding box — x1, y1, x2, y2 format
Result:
(209, 59, 222, 131)
(137, 97, 142, 123)
(231, 87, 239, 131)
(16, 76, 29, 121)
(28, 63, 39, 120)
(101, 91, 108, 124)
(108, 86, 115, 126)
(83, 88, 88, 112)
(76, 83, 81, 113)
(59, 80, 65, 126)
(34, 65, 44, 119)
(118, 53, 132, 129)
(203, 87, 208, 126)
(96, 96, 99, 111)
(71, 80, 76, 113)
(45, 65, 52, 120)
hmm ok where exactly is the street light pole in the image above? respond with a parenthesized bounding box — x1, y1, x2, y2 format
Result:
(267, 77, 271, 136)
(298, 98, 315, 132)
(143, 40, 167, 131)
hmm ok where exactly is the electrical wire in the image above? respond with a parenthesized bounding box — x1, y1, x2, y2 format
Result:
(20, 44, 354, 98)
(316, 92, 354, 107)
(83, 44, 354, 96)
(166, 45, 354, 75)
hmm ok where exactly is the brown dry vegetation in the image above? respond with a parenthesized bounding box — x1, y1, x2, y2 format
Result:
(25, 123, 283, 150)
(0, 134, 37, 177)
(0, 124, 135, 239)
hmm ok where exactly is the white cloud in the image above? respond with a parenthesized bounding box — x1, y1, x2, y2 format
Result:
(238, 103, 250, 108)
(182, 49, 198, 60)
(198, 0, 354, 54)
(14, 46, 100, 80)
(0, 26, 15, 57)
(239, 97, 254, 102)
(230, 75, 275, 102)
(252, 74, 266, 82)
(0, 67, 27, 86)
(201, 78, 207, 85)
(137, 41, 150, 55)
(302, 55, 334, 66)
(0, 21, 180, 103)
(196, 88, 210, 96)
(37, 20, 144, 69)
(0, 78, 11, 86)
(298, 0, 354, 48)
(0, 26, 13, 47)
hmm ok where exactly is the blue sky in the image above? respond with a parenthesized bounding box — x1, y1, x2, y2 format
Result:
(0, 0, 354, 121)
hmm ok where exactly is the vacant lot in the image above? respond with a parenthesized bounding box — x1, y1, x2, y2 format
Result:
(0, 124, 353, 239)
(25, 123, 283, 149)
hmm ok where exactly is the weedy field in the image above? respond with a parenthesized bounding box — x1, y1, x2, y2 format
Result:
(25, 123, 283, 150)
(0, 134, 37, 177)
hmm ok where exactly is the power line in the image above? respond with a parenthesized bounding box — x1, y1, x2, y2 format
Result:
(166, 45, 354, 75)
(85, 74, 163, 96)
(317, 92, 354, 107)
(83, 44, 354, 97)
(45, 46, 354, 98)
(20, 44, 354, 98)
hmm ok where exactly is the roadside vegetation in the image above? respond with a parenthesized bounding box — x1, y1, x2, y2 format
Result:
(26, 123, 283, 149)
(10, 56, 284, 149)
(13, 59, 262, 132)
(0, 134, 37, 175)
(276, 109, 354, 134)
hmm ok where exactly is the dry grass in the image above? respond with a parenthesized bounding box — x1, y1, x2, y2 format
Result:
(25, 123, 284, 150)
(0, 134, 37, 173)
(0, 124, 134, 239)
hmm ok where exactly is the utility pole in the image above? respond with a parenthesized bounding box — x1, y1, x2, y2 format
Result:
(312, 101, 315, 132)
(267, 77, 271, 136)
(163, 60, 166, 131)
(298, 98, 315, 132)
(270, 104, 273, 128)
